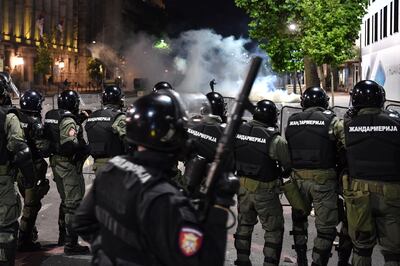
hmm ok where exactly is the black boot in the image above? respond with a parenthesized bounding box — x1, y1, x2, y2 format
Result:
(17, 230, 41, 252)
(295, 246, 308, 266)
(64, 231, 89, 256)
(337, 249, 352, 266)
(234, 260, 252, 266)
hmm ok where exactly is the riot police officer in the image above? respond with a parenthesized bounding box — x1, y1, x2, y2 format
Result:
(206, 91, 227, 123)
(44, 90, 89, 255)
(73, 90, 236, 266)
(285, 87, 344, 266)
(342, 80, 400, 266)
(152, 81, 173, 92)
(85, 85, 126, 172)
(0, 72, 36, 265)
(234, 100, 290, 266)
(17, 89, 50, 251)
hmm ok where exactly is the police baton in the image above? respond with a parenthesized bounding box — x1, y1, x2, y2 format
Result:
(199, 56, 262, 219)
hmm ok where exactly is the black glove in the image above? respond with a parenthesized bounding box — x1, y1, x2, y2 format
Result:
(213, 173, 240, 208)
(73, 144, 90, 164)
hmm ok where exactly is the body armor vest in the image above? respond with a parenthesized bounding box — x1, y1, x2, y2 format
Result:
(345, 110, 400, 182)
(85, 108, 125, 159)
(234, 123, 280, 182)
(19, 111, 43, 160)
(94, 156, 177, 265)
(286, 108, 336, 169)
(44, 109, 78, 155)
(187, 120, 224, 162)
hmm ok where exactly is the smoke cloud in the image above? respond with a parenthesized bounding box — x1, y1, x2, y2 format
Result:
(89, 29, 300, 103)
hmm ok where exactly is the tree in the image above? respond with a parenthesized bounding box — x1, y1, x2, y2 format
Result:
(34, 35, 53, 81)
(87, 58, 104, 87)
(235, 0, 368, 88)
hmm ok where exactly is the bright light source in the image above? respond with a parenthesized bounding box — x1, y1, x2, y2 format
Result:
(15, 55, 24, 66)
(289, 23, 297, 31)
(59, 60, 65, 69)
(11, 55, 24, 68)
(153, 39, 170, 51)
(92, 41, 96, 44)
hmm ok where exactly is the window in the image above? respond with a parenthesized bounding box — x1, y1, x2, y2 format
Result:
(391, 2, 393, 35)
(375, 12, 378, 42)
(372, 15, 375, 42)
(395, 0, 399, 32)
(381, 9, 383, 39)
(384, 6, 388, 37)
(365, 20, 368, 46)
(367, 18, 371, 45)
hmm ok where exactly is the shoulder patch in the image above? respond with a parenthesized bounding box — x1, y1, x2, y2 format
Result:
(179, 227, 203, 256)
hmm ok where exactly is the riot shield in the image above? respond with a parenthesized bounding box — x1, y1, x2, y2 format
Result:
(385, 100, 400, 113)
(279, 106, 302, 136)
(332, 106, 349, 119)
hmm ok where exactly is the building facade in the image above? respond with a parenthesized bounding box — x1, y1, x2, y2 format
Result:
(0, 0, 93, 91)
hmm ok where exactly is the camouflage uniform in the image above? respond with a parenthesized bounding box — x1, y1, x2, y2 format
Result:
(234, 120, 290, 266)
(286, 107, 345, 266)
(49, 116, 87, 248)
(341, 108, 400, 266)
(0, 113, 26, 265)
(17, 113, 50, 250)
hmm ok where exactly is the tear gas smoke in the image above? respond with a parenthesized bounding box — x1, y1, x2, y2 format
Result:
(89, 29, 300, 103)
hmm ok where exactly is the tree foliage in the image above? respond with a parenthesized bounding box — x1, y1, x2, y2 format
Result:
(34, 35, 53, 75)
(235, 0, 368, 72)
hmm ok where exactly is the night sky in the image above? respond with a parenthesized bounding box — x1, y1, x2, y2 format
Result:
(165, 0, 250, 38)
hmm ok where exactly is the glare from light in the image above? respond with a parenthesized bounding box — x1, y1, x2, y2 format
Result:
(289, 23, 297, 31)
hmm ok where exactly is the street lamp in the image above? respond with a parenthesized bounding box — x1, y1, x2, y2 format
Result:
(288, 23, 298, 32)
(59, 59, 65, 70)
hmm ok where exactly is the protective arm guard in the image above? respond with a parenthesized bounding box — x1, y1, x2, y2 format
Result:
(13, 142, 35, 189)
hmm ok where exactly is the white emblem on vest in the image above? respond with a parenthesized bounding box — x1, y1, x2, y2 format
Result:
(110, 156, 152, 183)
(236, 134, 267, 144)
(289, 120, 325, 126)
(187, 128, 217, 143)
(44, 119, 58, 124)
(349, 126, 398, 133)
(87, 117, 112, 122)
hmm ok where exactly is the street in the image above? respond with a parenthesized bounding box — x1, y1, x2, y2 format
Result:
(15, 159, 385, 266)
(14, 93, 386, 265)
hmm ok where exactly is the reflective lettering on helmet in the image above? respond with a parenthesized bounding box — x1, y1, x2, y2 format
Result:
(109, 156, 152, 183)
(289, 120, 325, 126)
(44, 119, 58, 124)
(236, 134, 267, 144)
(87, 117, 112, 122)
(179, 227, 203, 256)
(187, 128, 217, 143)
(348, 125, 398, 133)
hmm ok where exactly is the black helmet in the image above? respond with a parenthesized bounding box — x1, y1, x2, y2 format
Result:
(253, 100, 279, 126)
(206, 92, 225, 118)
(20, 89, 44, 113)
(126, 89, 188, 152)
(58, 90, 80, 114)
(351, 80, 385, 109)
(301, 87, 330, 109)
(153, 81, 173, 92)
(102, 85, 124, 107)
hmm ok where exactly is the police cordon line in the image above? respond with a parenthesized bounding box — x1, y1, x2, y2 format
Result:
(1, 67, 400, 266)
